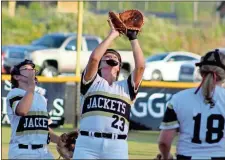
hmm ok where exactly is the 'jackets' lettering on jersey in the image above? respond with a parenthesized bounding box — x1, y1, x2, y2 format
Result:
(16, 115, 49, 133)
(82, 94, 131, 121)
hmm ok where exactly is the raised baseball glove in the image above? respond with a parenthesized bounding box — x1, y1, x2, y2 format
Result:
(108, 9, 144, 35)
(56, 130, 79, 159)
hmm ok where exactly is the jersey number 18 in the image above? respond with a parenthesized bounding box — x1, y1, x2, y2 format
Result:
(192, 114, 224, 144)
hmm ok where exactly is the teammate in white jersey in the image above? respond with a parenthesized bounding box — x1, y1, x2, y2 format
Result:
(158, 49, 225, 160)
(73, 19, 145, 159)
(7, 60, 61, 159)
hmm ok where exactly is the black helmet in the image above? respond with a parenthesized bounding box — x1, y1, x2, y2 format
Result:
(195, 49, 225, 71)
(10, 59, 37, 88)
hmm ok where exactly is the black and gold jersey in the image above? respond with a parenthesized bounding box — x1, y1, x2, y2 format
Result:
(79, 69, 140, 135)
(160, 86, 225, 157)
(7, 88, 50, 144)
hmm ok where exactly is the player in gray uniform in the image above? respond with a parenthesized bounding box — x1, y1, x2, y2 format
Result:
(158, 49, 225, 160)
(7, 60, 61, 159)
(73, 19, 145, 159)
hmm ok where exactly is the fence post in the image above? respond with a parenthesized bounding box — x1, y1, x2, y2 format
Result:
(8, 1, 16, 17)
(144, 1, 148, 11)
(118, 2, 123, 11)
(97, 1, 101, 10)
(193, 2, 198, 23)
(171, 2, 175, 13)
(74, 1, 83, 128)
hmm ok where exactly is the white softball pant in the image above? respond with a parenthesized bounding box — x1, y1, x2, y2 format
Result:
(73, 135, 128, 159)
(8, 143, 54, 159)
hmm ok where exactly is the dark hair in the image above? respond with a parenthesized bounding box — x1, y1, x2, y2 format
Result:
(103, 49, 122, 64)
(10, 59, 35, 89)
(98, 49, 122, 78)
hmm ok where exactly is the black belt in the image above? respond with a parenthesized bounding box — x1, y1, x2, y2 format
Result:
(18, 144, 43, 150)
(80, 131, 127, 140)
(177, 154, 225, 160)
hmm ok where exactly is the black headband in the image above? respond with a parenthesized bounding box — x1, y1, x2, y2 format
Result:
(195, 49, 225, 70)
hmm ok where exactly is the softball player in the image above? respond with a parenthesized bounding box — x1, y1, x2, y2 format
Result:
(73, 20, 145, 159)
(158, 49, 225, 160)
(7, 60, 60, 159)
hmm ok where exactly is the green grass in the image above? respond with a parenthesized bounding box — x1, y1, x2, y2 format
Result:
(2, 126, 176, 159)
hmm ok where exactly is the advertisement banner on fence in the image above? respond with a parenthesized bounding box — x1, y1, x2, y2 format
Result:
(1, 80, 66, 127)
(1, 78, 190, 130)
(130, 87, 183, 130)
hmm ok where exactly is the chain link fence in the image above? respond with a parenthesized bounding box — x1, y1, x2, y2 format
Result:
(85, 1, 218, 26)
(2, 1, 220, 26)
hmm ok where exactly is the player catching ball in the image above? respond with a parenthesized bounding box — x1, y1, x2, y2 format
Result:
(6, 60, 61, 159)
(73, 10, 145, 159)
(157, 49, 225, 160)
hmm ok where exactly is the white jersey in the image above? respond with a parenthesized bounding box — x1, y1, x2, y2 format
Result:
(6, 88, 50, 145)
(79, 70, 140, 135)
(160, 86, 225, 158)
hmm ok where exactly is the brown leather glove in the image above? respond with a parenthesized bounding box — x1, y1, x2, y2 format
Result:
(108, 9, 144, 38)
(56, 130, 79, 159)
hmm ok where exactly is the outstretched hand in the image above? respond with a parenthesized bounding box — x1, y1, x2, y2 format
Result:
(27, 69, 36, 92)
(107, 19, 120, 38)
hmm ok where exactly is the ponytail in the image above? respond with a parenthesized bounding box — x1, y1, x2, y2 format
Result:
(201, 72, 217, 107)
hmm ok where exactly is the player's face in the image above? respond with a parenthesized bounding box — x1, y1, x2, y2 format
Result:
(100, 53, 120, 80)
(101, 53, 119, 63)
(17, 64, 36, 82)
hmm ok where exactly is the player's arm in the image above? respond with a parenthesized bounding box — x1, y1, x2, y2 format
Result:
(158, 98, 179, 160)
(83, 20, 119, 82)
(49, 128, 60, 144)
(12, 70, 35, 116)
(130, 38, 145, 89)
(126, 31, 145, 101)
(158, 129, 176, 160)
